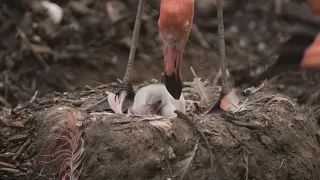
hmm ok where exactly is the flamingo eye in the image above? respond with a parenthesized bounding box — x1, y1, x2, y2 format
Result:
(158, 100, 162, 104)
(184, 25, 190, 32)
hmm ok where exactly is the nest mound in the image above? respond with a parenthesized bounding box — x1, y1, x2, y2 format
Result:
(1, 82, 320, 180)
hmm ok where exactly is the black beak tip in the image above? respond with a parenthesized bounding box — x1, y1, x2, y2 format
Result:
(164, 74, 182, 99)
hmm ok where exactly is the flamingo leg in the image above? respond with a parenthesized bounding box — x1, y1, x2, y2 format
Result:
(107, 0, 145, 113)
(203, 0, 230, 115)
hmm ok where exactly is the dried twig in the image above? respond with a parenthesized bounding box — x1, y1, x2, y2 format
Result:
(0, 95, 10, 107)
(0, 167, 24, 174)
(0, 161, 15, 168)
(29, 90, 38, 103)
(116, 78, 123, 84)
(111, 115, 166, 124)
(34, 166, 46, 180)
(0, 153, 17, 158)
(9, 138, 32, 163)
(221, 113, 264, 130)
(85, 97, 108, 111)
(243, 80, 266, 96)
(233, 98, 249, 113)
(243, 147, 249, 180)
(90, 112, 114, 116)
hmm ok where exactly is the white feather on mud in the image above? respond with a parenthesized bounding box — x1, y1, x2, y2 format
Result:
(190, 76, 211, 107)
(190, 66, 209, 106)
(173, 140, 198, 180)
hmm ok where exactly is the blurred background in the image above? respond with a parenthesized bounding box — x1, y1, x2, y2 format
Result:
(0, 0, 319, 107)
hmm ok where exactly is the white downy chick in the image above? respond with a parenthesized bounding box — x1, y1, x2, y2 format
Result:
(130, 84, 185, 117)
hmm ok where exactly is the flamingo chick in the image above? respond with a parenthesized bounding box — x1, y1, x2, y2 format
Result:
(158, 0, 194, 99)
(129, 84, 185, 117)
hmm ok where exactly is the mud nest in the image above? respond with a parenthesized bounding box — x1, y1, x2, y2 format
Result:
(1, 82, 320, 180)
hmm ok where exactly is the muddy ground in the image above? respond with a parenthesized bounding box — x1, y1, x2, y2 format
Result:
(0, 0, 319, 106)
(1, 0, 320, 179)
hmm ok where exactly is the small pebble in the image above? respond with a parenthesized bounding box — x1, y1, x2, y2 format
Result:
(239, 37, 249, 48)
(32, 22, 38, 29)
(72, 100, 84, 107)
(277, 84, 285, 90)
(229, 25, 239, 34)
(111, 56, 118, 64)
(258, 42, 267, 52)
(31, 35, 41, 43)
(248, 21, 256, 29)
(168, 147, 176, 159)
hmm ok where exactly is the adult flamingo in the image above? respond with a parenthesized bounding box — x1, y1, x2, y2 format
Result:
(158, 0, 230, 114)
(251, 0, 320, 104)
(157, 0, 194, 100)
(297, 0, 320, 69)
(309, 0, 320, 14)
(108, 0, 231, 114)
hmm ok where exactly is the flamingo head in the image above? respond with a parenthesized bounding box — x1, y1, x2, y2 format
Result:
(158, 0, 194, 99)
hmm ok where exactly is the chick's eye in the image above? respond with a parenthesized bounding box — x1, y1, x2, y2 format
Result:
(158, 100, 162, 104)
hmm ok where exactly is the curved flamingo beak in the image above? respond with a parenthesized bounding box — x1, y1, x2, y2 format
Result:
(163, 40, 185, 99)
